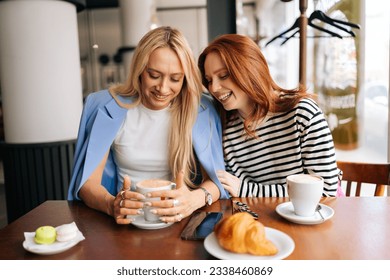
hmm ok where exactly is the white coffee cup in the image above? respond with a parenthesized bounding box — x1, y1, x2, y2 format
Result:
(135, 179, 176, 223)
(287, 174, 324, 217)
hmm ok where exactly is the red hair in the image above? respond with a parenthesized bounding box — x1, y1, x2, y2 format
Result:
(198, 34, 312, 137)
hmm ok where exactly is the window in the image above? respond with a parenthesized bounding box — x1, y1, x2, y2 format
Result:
(259, 0, 389, 164)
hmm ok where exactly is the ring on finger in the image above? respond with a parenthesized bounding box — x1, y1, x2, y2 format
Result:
(172, 199, 180, 207)
(120, 190, 125, 200)
(120, 199, 124, 208)
(177, 213, 184, 222)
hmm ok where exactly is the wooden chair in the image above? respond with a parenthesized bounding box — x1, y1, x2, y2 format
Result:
(337, 161, 390, 196)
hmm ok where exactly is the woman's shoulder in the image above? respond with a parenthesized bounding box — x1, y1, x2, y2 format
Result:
(295, 98, 323, 116)
(199, 93, 219, 111)
(200, 93, 213, 107)
(85, 90, 135, 109)
(84, 89, 113, 106)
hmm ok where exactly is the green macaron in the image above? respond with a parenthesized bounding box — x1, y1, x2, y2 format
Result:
(34, 226, 57, 245)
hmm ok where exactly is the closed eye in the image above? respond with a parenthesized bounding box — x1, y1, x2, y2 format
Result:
(150, 74, 160, 79)
(219, 73, 229, 80)
(147, 69, 160, 79)
(171, 74, 184, 83)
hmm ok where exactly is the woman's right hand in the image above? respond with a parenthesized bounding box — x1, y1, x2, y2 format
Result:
(114, 175, 146, 224)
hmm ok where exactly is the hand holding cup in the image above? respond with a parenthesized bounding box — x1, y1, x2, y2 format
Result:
(114, 175, 145, 224)
(135, 179, 176, 223)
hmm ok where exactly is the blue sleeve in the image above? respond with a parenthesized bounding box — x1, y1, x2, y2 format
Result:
(193, 94, 229, 199)
(67, 91, 121, 200)
(67, 94, 94, 200)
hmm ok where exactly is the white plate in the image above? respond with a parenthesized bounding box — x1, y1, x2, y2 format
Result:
(275, 202, 334, 225)
(23, 228, 85, 255)
(129, 215, 173, 230)
(204, 228, 295, 260)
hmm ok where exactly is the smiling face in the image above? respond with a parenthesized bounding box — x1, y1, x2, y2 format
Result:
(204, 52, 252, 118)
(140, 47, 184, 110)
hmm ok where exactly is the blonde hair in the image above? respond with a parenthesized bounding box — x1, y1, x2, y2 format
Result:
(109, 26, 202, 187)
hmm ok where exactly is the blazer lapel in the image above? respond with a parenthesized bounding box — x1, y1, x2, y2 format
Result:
(81, 98, 128, 186)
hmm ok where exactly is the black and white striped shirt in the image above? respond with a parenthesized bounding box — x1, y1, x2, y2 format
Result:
(223, 98, 339, 197)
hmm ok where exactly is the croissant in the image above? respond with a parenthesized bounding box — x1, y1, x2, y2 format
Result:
(214, 212, 278, 256)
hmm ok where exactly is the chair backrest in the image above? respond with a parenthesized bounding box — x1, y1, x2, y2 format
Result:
(337, 161, 390, 196)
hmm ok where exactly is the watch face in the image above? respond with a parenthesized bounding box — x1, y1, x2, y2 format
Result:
(206, 195, 213, 205)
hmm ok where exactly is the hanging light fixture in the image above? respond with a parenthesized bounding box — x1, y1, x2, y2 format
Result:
(236, 0, 249, 35)
(149, 0, 160, 30)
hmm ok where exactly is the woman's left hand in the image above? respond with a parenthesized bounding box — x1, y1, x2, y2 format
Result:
(217, 170, 240, 197)
(147, 170, 200, 223)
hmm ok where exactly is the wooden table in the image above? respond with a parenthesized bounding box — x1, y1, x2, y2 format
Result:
(0, 197, 389, 260)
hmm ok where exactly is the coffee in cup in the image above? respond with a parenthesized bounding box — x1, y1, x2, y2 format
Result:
(287, 174, 323, 217)
(135, 179, 176, 223)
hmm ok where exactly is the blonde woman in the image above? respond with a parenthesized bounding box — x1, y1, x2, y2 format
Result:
(68, 26, 229, 224)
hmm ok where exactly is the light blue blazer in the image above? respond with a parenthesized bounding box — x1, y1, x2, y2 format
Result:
(67, 90, 229, 200)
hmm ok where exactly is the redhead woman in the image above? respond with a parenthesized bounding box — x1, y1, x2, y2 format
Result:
(198, 34, 340, 197)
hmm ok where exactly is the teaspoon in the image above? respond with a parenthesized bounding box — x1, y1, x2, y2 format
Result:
(316, 205, 325, 221)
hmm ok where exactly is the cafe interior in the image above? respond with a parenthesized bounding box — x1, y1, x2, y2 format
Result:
(0, 0, 389, 260)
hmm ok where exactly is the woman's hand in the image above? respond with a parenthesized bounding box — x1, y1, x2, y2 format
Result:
(114, 175, 145, 225)
(146, 171, 202, 223)
(217, 170, 240, 197)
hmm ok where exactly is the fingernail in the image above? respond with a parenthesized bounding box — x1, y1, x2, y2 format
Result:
(151, 209, 157, 214)
(146, 193, 152, 198)
(144, 202, 152, 207)
(137, 209, 144, 215)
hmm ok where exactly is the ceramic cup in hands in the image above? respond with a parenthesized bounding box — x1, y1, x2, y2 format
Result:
(135, 179, 176, 223)
(287, 174, 323, 217)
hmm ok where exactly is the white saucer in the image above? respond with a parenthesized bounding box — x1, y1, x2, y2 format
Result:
(129, 215, 173, 230)
(23, 227, 85, 255)
(204, 228, 295, 260)
(275, 202, 334, 225)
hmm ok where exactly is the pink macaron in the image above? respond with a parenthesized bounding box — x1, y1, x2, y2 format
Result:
(56, 222, 78, 242)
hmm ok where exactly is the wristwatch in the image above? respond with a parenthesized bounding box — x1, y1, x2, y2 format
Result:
(200, 187, 213, 206)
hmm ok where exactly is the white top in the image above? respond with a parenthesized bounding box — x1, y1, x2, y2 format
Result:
(112, 104, 171, 190)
